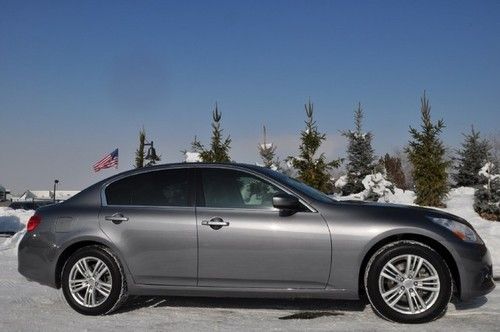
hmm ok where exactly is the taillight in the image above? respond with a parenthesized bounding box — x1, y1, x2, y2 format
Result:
(27, 214, 41, 232)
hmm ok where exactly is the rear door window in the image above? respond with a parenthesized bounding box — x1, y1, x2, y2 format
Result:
(105, 169, 190, 207)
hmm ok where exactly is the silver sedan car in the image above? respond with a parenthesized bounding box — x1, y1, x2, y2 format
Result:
(18, 163, 495, 323)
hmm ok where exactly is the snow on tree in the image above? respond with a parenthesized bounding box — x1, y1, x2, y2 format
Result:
(453, 126, 491, 187)
(191, 103, 232, 163)
(361, 172, 395, 202)
(287, 99, 341, 193)
(492, 134, 500, 169)
(474, 162, 500, 221)
(406, 92, 450, 207)
(184, 151, 202, 163)
(258, 125, 281, 170)
(334, 175, 348, 189)
(341, 103, 376, 195)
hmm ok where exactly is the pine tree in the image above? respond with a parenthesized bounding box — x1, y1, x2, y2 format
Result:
(474, 162, 500, 221)
(287, 100, 341, 193)
(453, 126, 491, 187)
(342, 103, 376, 195)
(192, 103, 231, 163)
(134, 128, 146, 168)
(406, 92, 450, 207)
(382, 153, 407, 189)
(258, 125, 280, 169)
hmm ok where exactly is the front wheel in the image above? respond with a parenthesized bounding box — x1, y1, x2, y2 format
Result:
(364, 240, 452, 323)
(61, 245, 127, 315)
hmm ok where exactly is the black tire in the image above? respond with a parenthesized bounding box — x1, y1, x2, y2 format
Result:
(61, 245, 128, 315)
(364, 240, 452, 323)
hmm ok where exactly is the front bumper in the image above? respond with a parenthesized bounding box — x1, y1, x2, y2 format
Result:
(455, 240, 495, 300)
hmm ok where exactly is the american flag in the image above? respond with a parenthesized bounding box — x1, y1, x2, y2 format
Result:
(93, 149, 119, 172)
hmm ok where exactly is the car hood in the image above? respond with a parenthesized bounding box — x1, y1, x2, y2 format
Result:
(330, 199, 474, 229)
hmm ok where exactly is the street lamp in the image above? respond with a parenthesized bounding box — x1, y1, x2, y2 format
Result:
(145, 141, 158, 160)
(53, 179, 59, 203)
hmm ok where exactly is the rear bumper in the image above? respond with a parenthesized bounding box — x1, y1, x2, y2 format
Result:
(18, 232, 58, 288)
(455, 241, 495, 300)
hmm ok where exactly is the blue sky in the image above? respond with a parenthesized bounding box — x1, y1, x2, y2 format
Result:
(1, 0, 499, 193)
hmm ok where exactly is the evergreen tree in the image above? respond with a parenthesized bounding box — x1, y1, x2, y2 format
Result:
(473, 162, 500, 221)
(134, 128, 146, 168)
(287, 100, 341, 193)
(453, 126, 491, 187)
(381, 153, 407, 189)
(342, 103, 376, 195)
(258, 125, 280, 169)
(406, 92, 450, 207)
(192, 103, 231, 163)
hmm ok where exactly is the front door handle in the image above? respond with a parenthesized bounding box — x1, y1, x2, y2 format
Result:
(105, 213, 129, 223)
(202, 217, 229, 229)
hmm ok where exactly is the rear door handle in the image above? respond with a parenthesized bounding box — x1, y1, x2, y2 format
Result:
(202, 217, 229, 228)
(105, 213, 129, 223)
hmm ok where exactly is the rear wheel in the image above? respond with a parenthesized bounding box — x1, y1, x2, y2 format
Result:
(61, 245, 127, 315)
(364, 240, 452, 323)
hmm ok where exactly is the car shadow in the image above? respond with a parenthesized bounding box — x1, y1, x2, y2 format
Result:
(452, 295, 488, 310)
(115, 295, 368, 316)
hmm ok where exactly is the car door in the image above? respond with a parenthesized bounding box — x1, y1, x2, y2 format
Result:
(196, 167, 332, 289)
(98, 168, 197, 286)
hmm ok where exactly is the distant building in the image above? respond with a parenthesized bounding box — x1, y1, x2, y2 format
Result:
(0, 185, 11, 201)
(17, 190, 80, 202)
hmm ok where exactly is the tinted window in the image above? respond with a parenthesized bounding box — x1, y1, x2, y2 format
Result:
(105, 169, 190, 206)
(201, 168, 285, 209)
(250, 166, 335, 204)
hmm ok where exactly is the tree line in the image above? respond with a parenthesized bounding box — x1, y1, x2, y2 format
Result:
(134, 92, 499, 221)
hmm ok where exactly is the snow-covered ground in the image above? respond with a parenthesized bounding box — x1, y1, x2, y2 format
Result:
(0, 190, 499, 331)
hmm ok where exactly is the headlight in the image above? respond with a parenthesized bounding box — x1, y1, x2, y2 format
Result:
(429, 217, 482, 244)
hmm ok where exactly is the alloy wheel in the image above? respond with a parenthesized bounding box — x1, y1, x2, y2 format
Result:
(68, 257, 113, 308)
(378, 254, 440, 315)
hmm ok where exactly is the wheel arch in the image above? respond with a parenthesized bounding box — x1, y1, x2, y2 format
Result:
(55, 239, 122, 289)
(358, 233, 460, 298)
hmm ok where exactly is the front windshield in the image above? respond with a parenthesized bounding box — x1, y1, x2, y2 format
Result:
(253, 166, 335, 204)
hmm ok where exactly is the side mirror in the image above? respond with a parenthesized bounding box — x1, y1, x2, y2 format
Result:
(273, 193, 300, 210)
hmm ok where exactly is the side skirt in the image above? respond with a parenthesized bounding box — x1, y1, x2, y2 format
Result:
(127, 284, 359, 300)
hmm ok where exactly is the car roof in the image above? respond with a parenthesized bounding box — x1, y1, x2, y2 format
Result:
(110, 162, 264, 178)
(62, 163, 269, 207)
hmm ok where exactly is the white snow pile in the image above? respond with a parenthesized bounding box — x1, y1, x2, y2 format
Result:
(184, 151, 201, 163)
(0, 207, 33, 251)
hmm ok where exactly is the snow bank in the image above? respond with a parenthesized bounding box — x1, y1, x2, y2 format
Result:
(0, 207, 33, 252)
